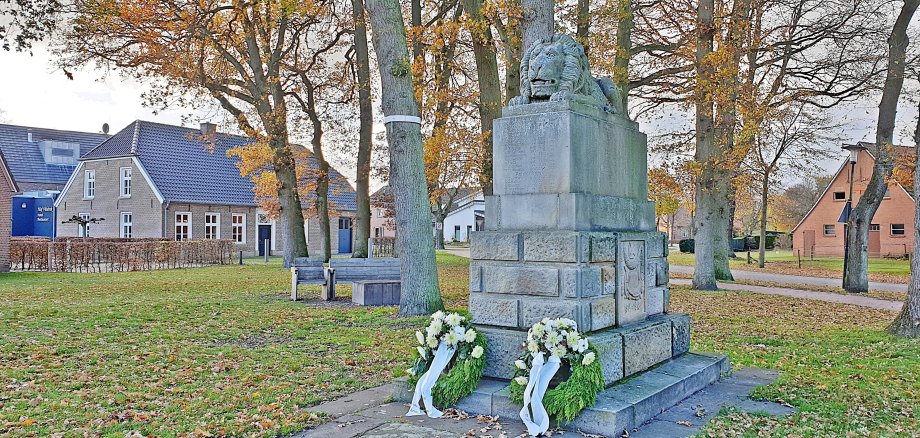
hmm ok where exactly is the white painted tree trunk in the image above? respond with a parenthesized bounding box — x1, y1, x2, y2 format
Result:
(364, 0, 444, 316)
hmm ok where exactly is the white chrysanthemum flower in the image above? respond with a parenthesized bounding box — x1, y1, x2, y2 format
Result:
(541, 317, 550, 324)
(531, 323, 545, 337)
(576, 338, 589, 353)
(407, 368, 416, 376)
(416, 331, 425, 345)
(471, 345, 484, 359)
(452, 326, 466, 340)
(464, 329, 477, 343)
(445, 312, 463, 327)
(425, 325, 438, 338)
(545, 332, 561, 347)
(515, 359, 527, 370)
(551, 347, 567, 358)
(429, 319, 443, 333)
(515, 376, 528, 386)
(444, 330, 460, 346)
(566, 331, 581, 346)
(431, 310, 445, 321)
(427, 335, 438, 348)
(561, 318, 577, 330)
(582, 352, 596, 366)
(527, 341, 539, 353)
(417, 346, 427, 359)
(545, 319, 557, 329)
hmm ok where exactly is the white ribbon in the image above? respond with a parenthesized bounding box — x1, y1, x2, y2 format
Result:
(520, 352, 561, 437)
(406, 341, 456, 418)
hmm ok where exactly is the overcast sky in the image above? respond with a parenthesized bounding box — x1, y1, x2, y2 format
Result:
(1, 46, 917, 187)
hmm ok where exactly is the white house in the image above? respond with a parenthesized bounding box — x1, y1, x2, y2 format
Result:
(442, 189, 484, 243)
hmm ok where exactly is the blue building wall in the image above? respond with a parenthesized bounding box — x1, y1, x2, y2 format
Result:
(11, 194, 55, 237)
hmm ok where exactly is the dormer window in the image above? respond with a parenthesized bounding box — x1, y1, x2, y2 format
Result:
(120, 167, 132, 197)
(84, 170, 95, 199)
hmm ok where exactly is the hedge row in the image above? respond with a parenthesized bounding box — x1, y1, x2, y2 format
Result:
(10, 238, 236, 272)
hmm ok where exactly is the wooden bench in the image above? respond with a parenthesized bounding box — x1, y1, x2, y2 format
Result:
(327, 258, 401, 302)
(290, 258, 332, 301)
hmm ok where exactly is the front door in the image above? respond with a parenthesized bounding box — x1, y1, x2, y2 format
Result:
(869, 226, 881, 257)
(258, 225, 272, 256)
(338, 217, 353, 254)
(803, 230, 815, 257)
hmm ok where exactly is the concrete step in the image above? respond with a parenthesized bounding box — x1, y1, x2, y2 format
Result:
(393, 352, 729, 436)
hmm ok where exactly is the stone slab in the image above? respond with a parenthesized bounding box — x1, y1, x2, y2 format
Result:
(617, 239, 648, 325)
(486, 193, 656, 232)
(470, 231, 520, 261)
(470, 295, 519, 328)
(522, 231, 587, 262)
(587, 329, 624, 385)
(351, 281, 400, 306)
(493, 102, 649, 199)
(481, 265, 559, 297)
(622, 321, 672, 376)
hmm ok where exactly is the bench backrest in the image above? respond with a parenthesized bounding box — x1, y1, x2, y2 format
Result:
(292, 258, 326, 282)
(292, 258, 325, 268)
(330, 258, 401, 281)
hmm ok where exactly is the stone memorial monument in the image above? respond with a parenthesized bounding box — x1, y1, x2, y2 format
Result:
(462, 34, 728, 434)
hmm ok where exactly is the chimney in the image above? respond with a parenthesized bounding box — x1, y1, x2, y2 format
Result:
(27, 129, 33, 143)
(200, 122, 217, 137)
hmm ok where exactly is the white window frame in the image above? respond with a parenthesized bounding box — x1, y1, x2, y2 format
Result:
(823, 224, 835, 236)
(120, 212, 133, 238)
(120, 167, 132, 198)
(891, 224, 906, 236)
(205, 213, 221, 239)
(78, 212, 90, 237)
(232, 213, 246, 244)
(83, 170, 95, 199)
(175, 212, 191, 241)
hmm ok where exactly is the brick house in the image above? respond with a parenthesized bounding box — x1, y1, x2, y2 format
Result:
(55, 120, 357, 256)
(793, 143, 914, 257)
(0, 150, 19, 272)
(370, 186, 396, 239)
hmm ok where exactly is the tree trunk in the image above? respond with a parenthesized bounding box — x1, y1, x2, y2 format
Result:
(521, 0, 553, 52)
(351, 0, 373, 259)
(845, 0, 919, 293)
(759, 170, 769, 268)
(365, 0, 444, 316)
(463, 0, 502, 196)
(503, 0, 522, 105)
(576, 0, 589, 52)
(888, 94, 920, 337)
(304, 91, 332, 262)
(612, 0, 633, 111)
(692, 0, 718, 290)
(270, 128, 309, 267)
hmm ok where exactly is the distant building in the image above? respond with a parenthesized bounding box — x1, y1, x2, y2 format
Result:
(370, 186, 396, 239)
(0, 150, 19, 272)
(658, 206, 693, 243)
(441, 189, 484, 243)
(0, 123, 110, 237)
(55, 120, 357, 256)
(793, 143, 914, 257)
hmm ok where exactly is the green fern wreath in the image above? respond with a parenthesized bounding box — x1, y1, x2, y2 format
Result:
(407, 312, 488, 407)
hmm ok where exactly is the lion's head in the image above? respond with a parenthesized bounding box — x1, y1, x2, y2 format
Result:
(510, 33, 607, 107)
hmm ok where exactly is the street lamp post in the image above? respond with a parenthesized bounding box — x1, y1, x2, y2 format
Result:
(839, 143, 866, 289)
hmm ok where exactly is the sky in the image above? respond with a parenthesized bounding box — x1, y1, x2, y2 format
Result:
(1, 46, 917, 188)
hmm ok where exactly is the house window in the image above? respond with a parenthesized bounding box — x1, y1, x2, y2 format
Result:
(891, 224, 906, 236)
(120, 212, 133, 238)
(232, 214, 246, 243)
(175, 212, 191, 241)
(83, 170, 95, 199)
(823, 224, 835, 236)
(374, 227, 380, 237)
(205, 213, 220, 239)
(869, 224, 880, 231)
(833, 191, 846, 200)
(78, 212, 90, 237)
(120, 167, 132, 197)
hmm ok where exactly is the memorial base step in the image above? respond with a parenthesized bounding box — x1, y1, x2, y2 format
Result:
(392, 352, 729, 437)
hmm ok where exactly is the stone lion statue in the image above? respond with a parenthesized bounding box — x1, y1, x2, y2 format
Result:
(509, 33, 626, 115)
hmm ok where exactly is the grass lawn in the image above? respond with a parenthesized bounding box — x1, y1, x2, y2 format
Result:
(669, 249, 911, 283)
(1, 252, 919, 436)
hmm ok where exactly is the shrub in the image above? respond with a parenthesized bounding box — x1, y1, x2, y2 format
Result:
(10, 238, 235, 272)
(678, 239, 695, 253)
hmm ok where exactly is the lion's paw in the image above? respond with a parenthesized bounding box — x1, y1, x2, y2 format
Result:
(549, 91, 572, 102)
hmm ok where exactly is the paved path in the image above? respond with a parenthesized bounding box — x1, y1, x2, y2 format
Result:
(294, 368, 792, 438)
(670, 278, 903, 312)
(441, 248, 470, 259)
(670, 264, 907, 293)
